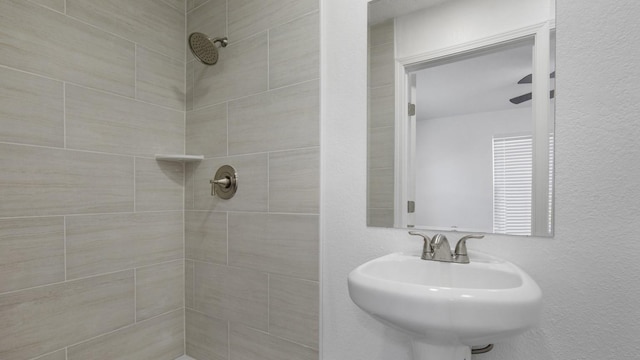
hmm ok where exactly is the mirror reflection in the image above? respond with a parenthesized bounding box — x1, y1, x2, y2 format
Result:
(367, 0, 556, 237)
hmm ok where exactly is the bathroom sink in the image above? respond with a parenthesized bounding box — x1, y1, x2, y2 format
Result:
(348, 251, 542, 360)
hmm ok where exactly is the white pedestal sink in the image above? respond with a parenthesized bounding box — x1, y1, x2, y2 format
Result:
(348, 251, 542, 360)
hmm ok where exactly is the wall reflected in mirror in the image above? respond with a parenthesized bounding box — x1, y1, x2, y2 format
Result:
(367, 0, 556, 237)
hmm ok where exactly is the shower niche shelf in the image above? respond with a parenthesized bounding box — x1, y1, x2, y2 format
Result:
(155, 154, 204, 162)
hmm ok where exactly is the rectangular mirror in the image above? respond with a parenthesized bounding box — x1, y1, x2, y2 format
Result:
(367, 0, 556, 237)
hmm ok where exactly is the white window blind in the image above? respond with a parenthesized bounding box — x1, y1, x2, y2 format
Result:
(493, 135, 533, 235)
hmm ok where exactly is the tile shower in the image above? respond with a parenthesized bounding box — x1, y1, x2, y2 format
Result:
(0, 0, 320, 359)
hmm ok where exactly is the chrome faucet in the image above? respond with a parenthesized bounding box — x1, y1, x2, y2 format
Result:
(409, 232, 484, 263)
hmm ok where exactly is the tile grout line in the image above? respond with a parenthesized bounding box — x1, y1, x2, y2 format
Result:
(134, 268, 138, 323)
(63, 216, 67, 281)
(0, 259, 183, 297)
(133, 158, 137, 212)
(0, 64, 185, 113)
(191, 76, 319, 112)
(63, 82, 66, 149)
(64, 308, 183, 351)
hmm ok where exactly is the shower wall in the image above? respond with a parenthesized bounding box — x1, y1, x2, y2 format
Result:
(0, 1, 186, 359)
(184, 0, 320, 359)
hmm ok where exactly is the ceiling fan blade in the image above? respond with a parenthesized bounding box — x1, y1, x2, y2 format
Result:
(517, 74, 532, 84)
(510, 92, 532, 104)
(509, 90, 555, 104)
(516, 71, 556, 84)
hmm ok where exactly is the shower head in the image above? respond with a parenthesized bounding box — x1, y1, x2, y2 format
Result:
(189, 32, 228, 65)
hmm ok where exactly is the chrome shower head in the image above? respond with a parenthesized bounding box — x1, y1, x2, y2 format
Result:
(189, 32, 228, 65)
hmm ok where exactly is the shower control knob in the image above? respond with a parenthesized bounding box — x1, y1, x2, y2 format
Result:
(210, 165, 238, 199)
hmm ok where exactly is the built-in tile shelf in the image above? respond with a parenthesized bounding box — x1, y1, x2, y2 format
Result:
(154, 154, 204, 162)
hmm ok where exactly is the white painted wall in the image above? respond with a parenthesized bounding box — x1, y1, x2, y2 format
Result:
(321, 1, 640, 360)
(415, 108, 531, 232)
(396, 0, 555, 59)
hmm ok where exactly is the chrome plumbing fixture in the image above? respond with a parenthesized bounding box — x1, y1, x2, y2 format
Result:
(189, 32, 228, 65)
(210, 165, 238, 199)
(408, 232, 484, 263)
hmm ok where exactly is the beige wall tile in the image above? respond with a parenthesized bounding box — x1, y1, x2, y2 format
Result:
(0, 271, 134, 360)
(369, 20, 394, 47)
(65, 85, 184, 157)
(68, 309, 183, 360)
(269, 13, 319, 89)
(186, 103, 228, 158)
(0, 217, 64, 294)
(185, 260, 195, 308)
(186, 60, 195, 110)
(192, 154, 268, 212)
(369, 41, 395, 88)
(229, 324, 317, 360)
(0, 144, 133, 218)
(368, 125, 394, 169)
(186, 309, 228, 360)
(32, 349, 66, 360)
(228, 80, 319, 155)
(368, 84, 395, 128)
(161, 0, 186, 13)
(193, 262, 268, 330)
(30, 0, 65, 12)
(367, 208, 395, 227)
(228, 0, 318, 42)
(136, 45, 186, 111)
(0, 67, 64, 148)
(185, 162, 196, 210)
(0, 0, 135, 97)
(136, 260, 184, 321)
(185, 211, 227, 264)
(66, 212, 183, 279)
(66, 0, 185, 61)
(228, 213, 319, 281)
(269, 276, 319, 349)
(135, 158, 184, 211)
(193, 33, 268, 109)
(187, 0, 209, 12)
(269, 148, 320, 213)
(368, 167, 395, 209)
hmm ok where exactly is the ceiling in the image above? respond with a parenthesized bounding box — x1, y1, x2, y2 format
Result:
(415, 42, 535, 120)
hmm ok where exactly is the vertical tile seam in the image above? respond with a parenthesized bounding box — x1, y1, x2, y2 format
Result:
(63, 82, 67, 148)
(133, 158, 137, 212)
(267, 152, 271, 212)
(134, 268, 138, 323)
(63, 216, 67, 281)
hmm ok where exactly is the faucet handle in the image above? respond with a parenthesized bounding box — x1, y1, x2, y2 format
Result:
(408, 231, 432, 260)
(454, 234, 484, 263)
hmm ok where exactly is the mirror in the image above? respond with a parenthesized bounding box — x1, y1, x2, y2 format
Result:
(367, 0, 556, 237)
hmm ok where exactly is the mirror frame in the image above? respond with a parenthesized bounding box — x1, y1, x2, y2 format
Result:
(389, 21, 556, 236)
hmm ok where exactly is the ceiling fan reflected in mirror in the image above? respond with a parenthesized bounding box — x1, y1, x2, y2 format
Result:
(509, 71, 556, 105)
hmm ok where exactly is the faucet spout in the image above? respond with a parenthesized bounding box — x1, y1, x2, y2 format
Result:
(430, 234, 454, 262)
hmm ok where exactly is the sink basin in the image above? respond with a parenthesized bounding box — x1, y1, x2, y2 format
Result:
(348, 251, 542, 360)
